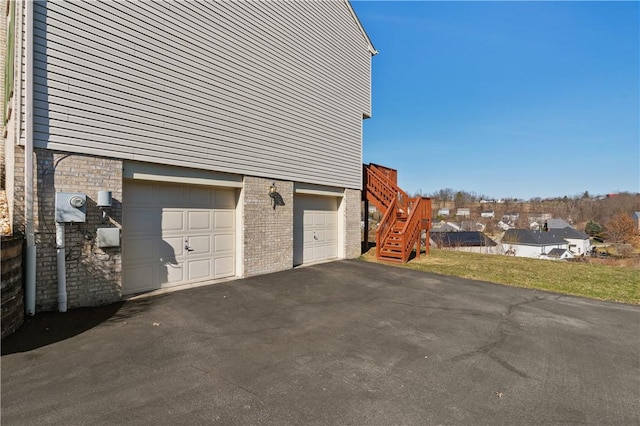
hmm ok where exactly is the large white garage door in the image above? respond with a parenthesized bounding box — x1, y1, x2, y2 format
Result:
(122, 181, 236, 295)
(294, 195, 338, 266)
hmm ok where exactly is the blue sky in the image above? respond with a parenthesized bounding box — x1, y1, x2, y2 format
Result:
(351, 1, 639, 200)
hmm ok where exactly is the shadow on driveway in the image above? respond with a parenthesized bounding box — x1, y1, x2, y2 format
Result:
(1, 294, 171, 355)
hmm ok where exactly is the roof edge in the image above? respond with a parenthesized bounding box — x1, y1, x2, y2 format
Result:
(345, 1, 378, 56)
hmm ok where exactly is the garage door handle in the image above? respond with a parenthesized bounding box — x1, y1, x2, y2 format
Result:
(313, 232, 318, 241)
(185, 241, 194, 252)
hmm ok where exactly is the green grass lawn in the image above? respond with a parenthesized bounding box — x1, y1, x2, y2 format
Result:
(361, 248, 640, 305)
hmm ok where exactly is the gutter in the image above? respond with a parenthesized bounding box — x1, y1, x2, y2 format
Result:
(24, 0, 36, 315)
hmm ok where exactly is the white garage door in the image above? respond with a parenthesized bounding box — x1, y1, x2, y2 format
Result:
(294, 195, 338, 266)
(122, 181, 236, 295)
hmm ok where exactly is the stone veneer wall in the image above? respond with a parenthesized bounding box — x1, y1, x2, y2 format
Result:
(32, 149, 123, 311)
(1, 235, 24, 338)
(1, 0, 6, 189)
(242, 176, 293, 277)
(343, 188, 362, 259)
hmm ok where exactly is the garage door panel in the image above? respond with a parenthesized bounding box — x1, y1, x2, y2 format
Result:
(188, 235, 211, 255)
(165, 263, 185, 283)
(125, 183, 156, 207)
(124, 208, 161, 235)
(214, 257, 234, 277)
(124, 238, 155, 263)
(158, 185, 186, 206)
(214, 234, 234, 252)
(125, 265, 155, 293)
(294, 195, 339, 266)
(188, 259, 211, 280)
(162, 210, 184, 232)
(162, 236, 184, 258)
(188, 186, 213, 208)
(188, 211, 212, 230)
(123, 181, 237, 295)
(214, 211, 234, 229)
(216, 189, 236, 209)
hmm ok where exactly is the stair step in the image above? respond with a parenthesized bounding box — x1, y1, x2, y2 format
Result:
(380, 246, 402, 255)
(378, 256, 403, 263)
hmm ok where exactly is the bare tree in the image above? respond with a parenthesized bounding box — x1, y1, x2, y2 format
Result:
(605, 214, 636, 245)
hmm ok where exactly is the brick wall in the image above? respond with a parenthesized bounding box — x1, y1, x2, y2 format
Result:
(242, 176, 293, 276)
(33, 149, 123, 310)
(343, 188, 362, 259)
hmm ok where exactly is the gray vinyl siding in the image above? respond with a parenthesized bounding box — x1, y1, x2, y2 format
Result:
(31, 0, 372, 189)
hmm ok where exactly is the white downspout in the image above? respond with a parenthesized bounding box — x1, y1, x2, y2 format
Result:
(55, 222, 67, 312)
(24, 0, 36, 315)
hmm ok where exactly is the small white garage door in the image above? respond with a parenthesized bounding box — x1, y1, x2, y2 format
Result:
(294, 195, 338, 266)
(122, 181, 236, 295)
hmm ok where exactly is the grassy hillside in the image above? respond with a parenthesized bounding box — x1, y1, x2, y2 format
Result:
(361, 248, 639, 305)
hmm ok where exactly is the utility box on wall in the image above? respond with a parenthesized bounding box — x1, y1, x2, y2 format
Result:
(97, 228, 120, 248)
(55, 192, 87, 223)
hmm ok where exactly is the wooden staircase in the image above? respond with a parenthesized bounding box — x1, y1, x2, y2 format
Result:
(364, 163, 432, 262)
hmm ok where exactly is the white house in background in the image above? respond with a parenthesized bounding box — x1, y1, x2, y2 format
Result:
(497, 221, 511, 231)
(548, 227, 591, 256)
(456, 208, 471, 217)
(4, 0, 375, 311)
(437, 208, 450, 217)
(501, 229, 569, 259)
(481, 210, 495, 218)
(502, 212, 520, 222)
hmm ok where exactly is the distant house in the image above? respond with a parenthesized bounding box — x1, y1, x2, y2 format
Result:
(544, 248, 574, 261)
(437, 208, 450, 217)
(501, 229, 569, 259)
(431, 221, 461, 233)
(481, 210, 495, 218)
(456, 208, 471, 217)
(460, 221, 485, 232)
(497, 221, 511, 231)
(432, 231, 498, 254)
(528, 213, 551, 222)
(502, 212, 519, 222)
(633, 212, 640, 235)
(549, 227, 591, 255)
(545, 218, 572, 229)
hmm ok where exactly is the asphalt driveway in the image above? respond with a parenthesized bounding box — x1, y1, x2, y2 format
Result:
(2, 260, 639, 425)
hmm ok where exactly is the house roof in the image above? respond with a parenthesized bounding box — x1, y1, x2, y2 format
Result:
(549, 226, 589, 240)
(431, 222, 460, 232)
(434, 231, 497, 247)
(547, 248, 569, 257)
(546, 218, 572, 229)
(502, 229, 568, 246)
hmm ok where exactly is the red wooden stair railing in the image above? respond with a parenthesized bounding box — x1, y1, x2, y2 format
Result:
(364, 163, 432, 262)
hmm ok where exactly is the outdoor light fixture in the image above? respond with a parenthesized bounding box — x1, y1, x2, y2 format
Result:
(268, 182, 277, 209)
(97, 190, 113, 223)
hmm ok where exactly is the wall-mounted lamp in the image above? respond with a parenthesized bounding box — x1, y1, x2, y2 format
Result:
(268, 183, 277, 209)
(97, 190, 112, 223)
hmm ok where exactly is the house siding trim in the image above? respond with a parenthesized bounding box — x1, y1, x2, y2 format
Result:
(123, 161, 243, 188)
